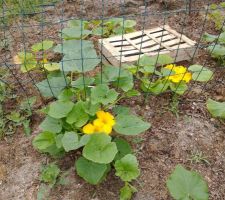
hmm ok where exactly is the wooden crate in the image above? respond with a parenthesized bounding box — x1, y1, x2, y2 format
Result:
(98, 25, 196, 66)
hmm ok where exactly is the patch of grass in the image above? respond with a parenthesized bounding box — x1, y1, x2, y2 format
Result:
(0, 0, 58, 25)
(188, 150, 210, 165)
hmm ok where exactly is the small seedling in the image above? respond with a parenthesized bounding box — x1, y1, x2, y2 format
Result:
(188, 151, 210, 165)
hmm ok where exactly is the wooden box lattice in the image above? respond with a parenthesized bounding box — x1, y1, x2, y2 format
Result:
(99, 25, 196, 66)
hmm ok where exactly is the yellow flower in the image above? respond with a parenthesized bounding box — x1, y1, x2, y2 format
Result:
(96, 111, 115, 126)
(82, 123, 95, 134)
(82, 111, 115, 135)
(13, 55, 21, 64)
(164, 64, 192, 83)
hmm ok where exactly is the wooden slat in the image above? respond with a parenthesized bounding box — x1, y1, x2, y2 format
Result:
(144, 31, 172, 51)
(147, 30, 169, 38)
(164, 25, 196, 46)
(99, 25, 197, 66)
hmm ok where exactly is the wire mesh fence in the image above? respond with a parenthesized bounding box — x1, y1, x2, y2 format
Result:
(0, 0, 225, 112)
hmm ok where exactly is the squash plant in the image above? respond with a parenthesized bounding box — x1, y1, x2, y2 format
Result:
(61, 18, 136, 40)
(125, 54, 213, 95)
(202, 2, 225, 65)
(13, 40, 57, 73)
(33, 66, 150, 200)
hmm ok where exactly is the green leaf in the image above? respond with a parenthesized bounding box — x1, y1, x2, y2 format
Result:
(33, 131, 56, 150)
(189, 65, 213, 82)
(202, 33, 217, 43)
(20, 96, 36, 110)
(166, 165, 209, 200)
(71, 77, 94, 89)
(141, 79, 169, 95)
(61, 27, 91, 40)
(169, 82, 188, 95)
(95, 65, 134, 92)
(66, 101, 89, 127)
(218, 32, 225, 43)
(82, 101, 100, 116)
(120, 183, 137, 200)
(37, 76, 69, 97)
(138, 55, 156, 68)
(31, 40, 54, 52)
(115, 154, 140, 182)
(207, 44, 225, 57)
(18, 52, 37, 73)
(125, 89, 140, 97)
(114, 138, 132, 160)
(55, 134, 63, 148)
(61, 131, 80, 152)
(114, 114, 151, 135)
(157, 54, 174, 65)
(54, 40, 100, 72)
(40, 116, 62, 133)
(91, 84, 118, 105)
(67, 19, 89, 28)
(75, 157, 108, 185)
(83, 134, 118, 164)
(40, 163, 60, 185)
(206, 99, 225, 119)
(37, 184, 51, 200)
(113, 106, 131, 115)
(43, 63, 60, 71)
(123, 20, 136, 28)
(138, 54, 173, 68)
(48, 101, 74, 119)
(23, 119, 31, 136)
(57, 88, 74, 101)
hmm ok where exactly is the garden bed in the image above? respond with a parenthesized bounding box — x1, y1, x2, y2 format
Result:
(0, 0, 225, 200)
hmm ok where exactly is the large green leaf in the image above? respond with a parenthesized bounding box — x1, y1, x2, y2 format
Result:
(37, 76, 69, 97)
(71, 77, 94, 90)
(115, 154, 140, 182)
(61, 131, 80, 152)
(167, 165, 209, 200)
(61, 27, 92, 40)
(48, 101, 74, 119)
(95, 65, 134, 92)
(66, 101, 89, 127)
(189, 65, 213, 82)
(33, 131, 56, 151)
(202, 33, 217, 43)
(75, 157, 108, 185)
(54, 40, 100, 72)
(40, 116, 62, 133)
(207, 44, 225, 57)
(114, 114, 151, 135)
(83, 134, 118, 164)
(18, 52, 37, 73)
(91, 84, 118, 105)
(114, 138, 132, 160)
(31, 40, 54, 52)
(138, 54, 173, 68)
(206, 99, 225, 119)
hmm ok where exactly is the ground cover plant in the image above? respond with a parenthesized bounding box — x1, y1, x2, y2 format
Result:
(0, 0, 58, 25)
(203, 2, 225, 65)
(125, 54, 213, 95)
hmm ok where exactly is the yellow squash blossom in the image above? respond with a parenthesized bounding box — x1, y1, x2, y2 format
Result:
(164, 64, 192, 83)
(96, 111, 115, 126)
(83, 123, 95, 134)
(82, 110, 115, 135)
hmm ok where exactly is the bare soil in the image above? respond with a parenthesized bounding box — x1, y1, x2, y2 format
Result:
(0, 0, 225, 200)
